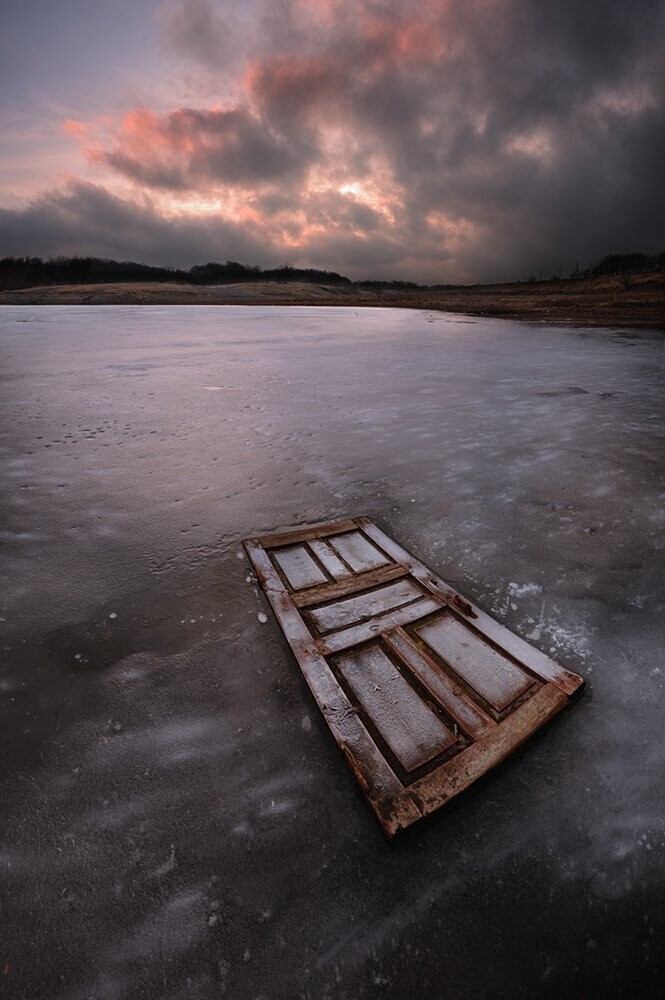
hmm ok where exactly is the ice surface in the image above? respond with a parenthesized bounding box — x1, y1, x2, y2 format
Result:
(0, 305, 663, 999)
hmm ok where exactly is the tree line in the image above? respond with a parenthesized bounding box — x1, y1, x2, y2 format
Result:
(0, 257, 354, 291)
(0, 250, 663, 292)
(584, 251, 665, 278)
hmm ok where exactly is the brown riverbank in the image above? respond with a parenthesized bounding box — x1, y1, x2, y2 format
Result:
(1, 271, 663, 327)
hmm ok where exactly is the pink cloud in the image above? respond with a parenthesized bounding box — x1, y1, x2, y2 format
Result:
(245, 56, 340, 121)
(73, 105, 311, 191)
(27, 0, 664, 283)
(62, 119, 89, 140)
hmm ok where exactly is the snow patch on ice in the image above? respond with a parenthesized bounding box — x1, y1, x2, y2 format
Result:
(508, 582, 542, 598)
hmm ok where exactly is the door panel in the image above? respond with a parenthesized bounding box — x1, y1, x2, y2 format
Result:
(244, 516, 584, 836)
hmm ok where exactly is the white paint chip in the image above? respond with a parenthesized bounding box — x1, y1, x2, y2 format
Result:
(257, 612, 268, 624)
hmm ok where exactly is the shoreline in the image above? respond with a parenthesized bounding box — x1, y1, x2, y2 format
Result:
(1, 273, 663, 328)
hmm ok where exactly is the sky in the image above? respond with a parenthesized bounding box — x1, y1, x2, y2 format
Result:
(1, 0, 664, 283)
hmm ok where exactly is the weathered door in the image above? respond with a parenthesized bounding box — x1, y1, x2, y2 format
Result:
(244, 517, 584, 837)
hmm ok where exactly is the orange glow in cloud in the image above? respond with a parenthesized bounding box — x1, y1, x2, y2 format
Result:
(112, 109, 179, 154)
(4, 0, 660, 285)
(244, 55, 338, 120)
(426, 211, 479, 251)
(62, 119, 89, 140)
(505, 127, 554, 163)
(361, 10, 450, 67)
(51, 2, 458, 279)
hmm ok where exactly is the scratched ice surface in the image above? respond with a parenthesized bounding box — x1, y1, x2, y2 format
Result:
(1, 306, 663, 999)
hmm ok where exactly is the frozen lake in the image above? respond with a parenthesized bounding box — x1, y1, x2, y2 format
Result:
(1, 305, 664, 998)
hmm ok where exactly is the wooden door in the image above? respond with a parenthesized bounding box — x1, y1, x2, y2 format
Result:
(244, 517, 584, 837)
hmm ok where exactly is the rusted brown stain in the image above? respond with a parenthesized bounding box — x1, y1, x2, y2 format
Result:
(450, 594, 478, 618)
(244, 517, 584, 837)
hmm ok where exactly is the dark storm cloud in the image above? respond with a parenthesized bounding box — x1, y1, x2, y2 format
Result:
(6, 0, 665, 280)
(0, 181, 278, 266)
(93, 106, 314, 190)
